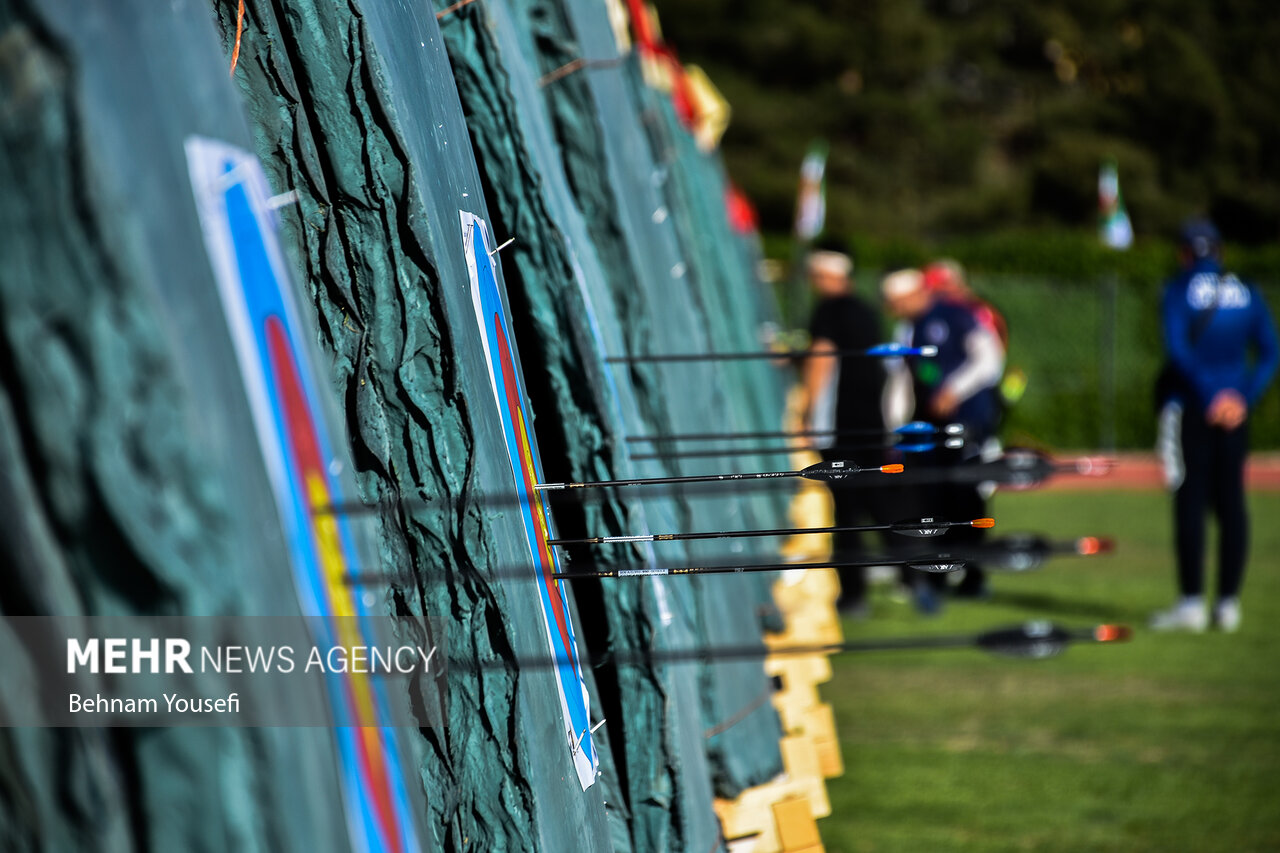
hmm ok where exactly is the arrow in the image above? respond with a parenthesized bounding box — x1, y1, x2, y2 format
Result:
(625, 421, 965, 444)
(629, 438, 962, 462)
(546, 516, 994, 547)
(604, 342, 938, 364)
(970, 621, 1129, 660)
(342, 550, 970, 587)
(829, 448, 1115, 490)
(534, 459, 904, 492)
(557, 552, 965, 579)
(951, 449, 1114, 489)
(439, 622, 1131, 670)
(950, 534, 1115, 572)
(313, 448, 1099, 518)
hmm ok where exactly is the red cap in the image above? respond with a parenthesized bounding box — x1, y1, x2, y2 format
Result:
(922, 260, 964, 293)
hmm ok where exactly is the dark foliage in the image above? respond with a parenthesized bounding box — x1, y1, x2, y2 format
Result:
(654, 0, 1280, 245)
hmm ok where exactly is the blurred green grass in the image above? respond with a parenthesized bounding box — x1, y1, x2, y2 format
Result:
(822, 489, 1280, 853)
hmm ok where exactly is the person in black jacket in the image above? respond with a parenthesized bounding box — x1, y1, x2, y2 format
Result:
(801, 247, 892, 615)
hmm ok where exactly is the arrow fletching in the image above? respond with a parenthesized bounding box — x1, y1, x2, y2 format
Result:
(893, 420, 936, 436)
(891, 421, 966, 441)
(995, 448, 1057, 489)
(894, 441, 936, 454)
(977, 621, 1073, 659)
(1093, 624, 1131, 643)
(1075, 536, 1114, 555)
(1070, 456, 1114, 476)
(904, 555, 966, 573)
(886, 517, 995, 539)
(973, 621, 1132, 658)
(890, 518, 949, 538)
(865, 343, 938, 358)
(798, 460, 903, 482)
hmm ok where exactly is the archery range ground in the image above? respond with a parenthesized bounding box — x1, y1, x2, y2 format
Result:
(821, 485, 1280, 853)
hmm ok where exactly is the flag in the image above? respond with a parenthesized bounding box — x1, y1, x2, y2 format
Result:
(793, 140, 828, 241)
(1098, 159, 1133, 250)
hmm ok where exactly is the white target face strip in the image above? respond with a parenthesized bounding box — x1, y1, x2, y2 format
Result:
(460, 210, 597, 790)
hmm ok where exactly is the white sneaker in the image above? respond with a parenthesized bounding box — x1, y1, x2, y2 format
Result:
(1214, 598, 1241, 633)
(1149, 599, 1208, 632)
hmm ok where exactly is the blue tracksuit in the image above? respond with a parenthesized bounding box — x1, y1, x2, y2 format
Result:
(1161, 258, 1279, 412)
(1161, 257, 1279, 601)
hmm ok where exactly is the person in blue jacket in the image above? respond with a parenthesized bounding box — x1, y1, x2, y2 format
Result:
(883, 268, 1004, 606)
(1152, 219, 1279, 632)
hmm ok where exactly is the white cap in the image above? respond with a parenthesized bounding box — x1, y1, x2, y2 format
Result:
(807, 250, 853, 278)
(881, 269, 925, 300)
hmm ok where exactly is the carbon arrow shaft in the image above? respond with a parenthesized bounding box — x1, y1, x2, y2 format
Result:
(318, 449, 1102, 514)
(628, 444, 831, 461)
(628, 426, 891, 443)
(452, 623, 1130, 670)
(945, 535, 1114, 571)
(534, 460, 903, 491)
(630, 439, 953, 462)
(550, 553, 963, 579)
(801, 450, 1113, 490)
(605, 343, 937, 364)
(624, 421, 963, 443)
(546, 517, 992, 547)
(341, 551, 968, 588)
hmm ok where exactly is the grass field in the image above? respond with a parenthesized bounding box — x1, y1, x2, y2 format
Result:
(822, 489, 1280, 853)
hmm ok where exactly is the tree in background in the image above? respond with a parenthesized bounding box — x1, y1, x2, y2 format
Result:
(653, 0, 1280, 245)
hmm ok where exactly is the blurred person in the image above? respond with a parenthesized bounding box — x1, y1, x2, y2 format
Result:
(923, 258, 1009, 351)
(924, 258, 1027, 413)
(882, 268, 1004, 430)
(801, 246, 892, 616)
(882, 268, 1004, 605)
(1151, 219, 1279, 632)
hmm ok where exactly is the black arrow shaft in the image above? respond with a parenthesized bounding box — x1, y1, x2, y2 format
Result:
(549, 554, 953, 580)
(310, 465, 941, 516)
(340, 552, 960, 588)
(947, 539, 1100, 566)
(851, 455, 1055, 488)
(549, 522, 893, 546)
(546, 519, 972, 547)
(457, 626, 1110, 671)
(534, 468, 803, 491)
(514, 637, 966, 667)
(534, 461, 890, 492)
(322, 459, 1045, 518)
(310, 479, 813, 516)
(626, 426, 909, 443)
(605, 348, 894, 364)
(631, 442, 900, 462)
